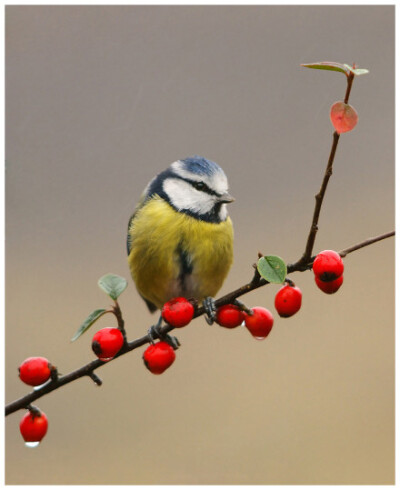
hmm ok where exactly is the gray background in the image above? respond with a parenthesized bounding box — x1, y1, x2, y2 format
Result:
(5, 5, 394, 484)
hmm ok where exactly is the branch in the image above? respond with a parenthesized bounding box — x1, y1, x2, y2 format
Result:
(293, 71, 355, 269)
(5, 229, 394, 417)
(339, 230, 395, 258)
(6, 63, 389, 419)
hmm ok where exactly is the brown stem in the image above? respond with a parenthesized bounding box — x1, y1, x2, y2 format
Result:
(112, 301, 127, 343)
(339, 230, 395, 258)
(344, 71, 355, 104)
(293, 71, 355, 269)
(294, 131, 340, 268)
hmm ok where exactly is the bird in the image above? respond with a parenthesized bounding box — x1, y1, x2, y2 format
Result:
(126, 156, 234, 326)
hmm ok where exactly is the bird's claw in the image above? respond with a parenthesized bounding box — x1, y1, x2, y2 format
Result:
(164, 334, 180, 350)
(147, 315, 180, 349)
(203, 297, 217, 325)
(147, 315, 164, 344)
(147, 324, 161, 344)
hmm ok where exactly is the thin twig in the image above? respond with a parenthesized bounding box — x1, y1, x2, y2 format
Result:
(344, 71, 355, 104)
(112, 301, 127, 344)
(295, 131, 340, 267)
(293, 72, 355, 269)
(339, 230, 395, 258)
(88, 372, 103, 386)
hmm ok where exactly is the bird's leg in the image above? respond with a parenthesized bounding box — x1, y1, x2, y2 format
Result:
(147, 314, 163, 344)
(163, 334, 181, 350)
(147, 314, 180, 349)
(203, 296, 217, 325)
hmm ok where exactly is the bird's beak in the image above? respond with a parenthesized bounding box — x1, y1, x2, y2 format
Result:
(218, 192, 235, 204)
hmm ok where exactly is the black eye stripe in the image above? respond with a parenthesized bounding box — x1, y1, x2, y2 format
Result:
(193, 181, 205, 190)
(189, 180, 218, 196)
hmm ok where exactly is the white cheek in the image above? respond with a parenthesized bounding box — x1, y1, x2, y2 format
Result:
(163, 178, 214, 214)
(219, 204, 228, 221)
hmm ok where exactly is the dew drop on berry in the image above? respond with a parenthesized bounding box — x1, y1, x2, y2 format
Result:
(24, 441, 40, 448)
(99, 356, 114, 362)
(33, 380, 51, 391)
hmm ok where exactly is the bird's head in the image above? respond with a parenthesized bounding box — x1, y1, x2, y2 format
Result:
(147, 156, 234, 223)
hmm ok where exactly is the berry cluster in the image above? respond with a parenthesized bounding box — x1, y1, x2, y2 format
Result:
(99, 249, 346, 377)
(312, 250, 344, 294)
(17, 323, 127, 446)
(17, 357, 54, 446)
(215, 303, 275, 339)
(140, 296, 194, 374)
(15, 249, 346, 445)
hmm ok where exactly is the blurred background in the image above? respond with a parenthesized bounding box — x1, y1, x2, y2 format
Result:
(5, 5, 394, 484)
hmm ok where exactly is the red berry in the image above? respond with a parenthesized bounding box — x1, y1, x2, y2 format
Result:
(315, 275, 343, 294)
(244, 307, 274, 340)
(20, 410, 48, 446)
(216, 304, 245, 328)
(92, 328, 124, 362)
(18, 357, 52, 386)
(330, 101, 358, 134)
(312, 250, 344, 282)
(162, 297, 194, 328)
(274, 285, 302, 318)
(143, 341, 176, 374)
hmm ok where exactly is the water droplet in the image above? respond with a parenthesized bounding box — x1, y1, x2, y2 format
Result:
(99, 356, 113, 362)
(33, 380, 51, 391)
(25, 441, 40, 448)
(254, 336, 266, 341)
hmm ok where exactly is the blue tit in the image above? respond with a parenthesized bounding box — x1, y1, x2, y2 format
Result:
(127, 156, 234, 317)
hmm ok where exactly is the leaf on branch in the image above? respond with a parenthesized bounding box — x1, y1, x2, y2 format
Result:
(343, 64, 369, 76)
(353, 68, 369, 76)
(301, 61, 350, 75)
(98, 273, 128, 301)
(301, 62, 369, 77)
(257, 255, 287, 284)
(71, 309, 107, 342)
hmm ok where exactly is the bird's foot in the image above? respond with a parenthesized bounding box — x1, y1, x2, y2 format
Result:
(147, 325, 160, 344)
(147, 315, 163, 344)
(164, 334, 181, 350)
(147, 315, 180, 349)
(203, 296, 217, 325)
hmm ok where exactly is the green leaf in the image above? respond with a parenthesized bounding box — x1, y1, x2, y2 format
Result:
(301, 61, 350, 75)
(257, 255, 287, 284)
(302, 62, 369, 78)
(71, 309, 107, 342)
(343, 64, 369, 76)
(98, 273, 128, 301)
(354, 68, 369, 76)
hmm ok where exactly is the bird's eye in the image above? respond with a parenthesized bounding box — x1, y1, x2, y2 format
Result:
(193, 181, 206, 191)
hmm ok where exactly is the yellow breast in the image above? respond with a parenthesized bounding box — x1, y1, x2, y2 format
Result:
(127, 196, 234, 309)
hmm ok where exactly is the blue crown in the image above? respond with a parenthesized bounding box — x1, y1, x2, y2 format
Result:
(181, 156, 222, 177)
